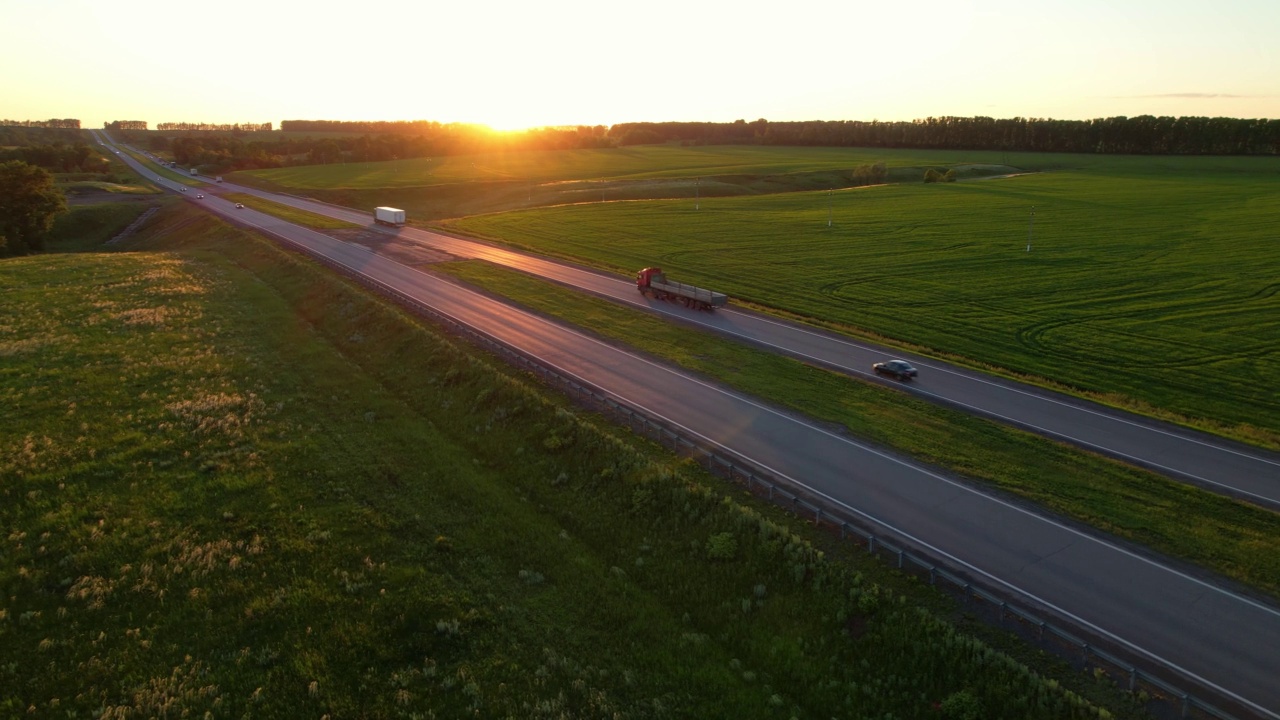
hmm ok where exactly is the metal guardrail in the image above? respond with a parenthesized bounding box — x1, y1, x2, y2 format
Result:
(259, 227, 1260, 720)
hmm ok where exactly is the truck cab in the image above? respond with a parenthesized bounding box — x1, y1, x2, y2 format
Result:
(636, 267, 664, 289)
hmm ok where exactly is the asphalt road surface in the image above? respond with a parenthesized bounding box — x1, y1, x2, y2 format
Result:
(98, 134, 1280, 716)
(184, 164, 1280, 510)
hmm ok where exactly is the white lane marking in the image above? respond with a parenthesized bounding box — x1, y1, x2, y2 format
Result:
(729, 307, 1280, 466)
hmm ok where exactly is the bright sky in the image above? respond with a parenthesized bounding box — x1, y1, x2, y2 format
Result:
(3, 0, 1278, 131)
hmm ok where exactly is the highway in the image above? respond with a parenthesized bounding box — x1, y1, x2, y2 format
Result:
(98, 133, 1280, 716)
(193, 164, 1280, 509)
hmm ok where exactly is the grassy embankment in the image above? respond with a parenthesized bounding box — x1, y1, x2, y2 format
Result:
(437, 260, 1280, 598)
(441, 154, 1280, 447)
(0, 204, 1144, 719)
(43, 139, 165, 252)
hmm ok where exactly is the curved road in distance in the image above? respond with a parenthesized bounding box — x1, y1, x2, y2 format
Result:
(100, 134, 1280, 716)
(135, 149, 1279, 510)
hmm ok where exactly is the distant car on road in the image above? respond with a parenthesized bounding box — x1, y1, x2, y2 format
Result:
(873, 359, 918, 381)
(234, 203, 244, 209)
(196, 194, 204, 199)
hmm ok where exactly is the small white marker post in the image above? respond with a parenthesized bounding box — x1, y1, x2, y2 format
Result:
(695, 178, 700, 210)
(1026, 206, 1035, 252)
(828, 189, 833, 227)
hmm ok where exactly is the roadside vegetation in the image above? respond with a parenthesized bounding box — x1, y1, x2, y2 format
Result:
(0, 204, 1147, 719)
(220, 191, 361, 230)
(436, 259, 1280, 598)
(1, 128, 161, 257)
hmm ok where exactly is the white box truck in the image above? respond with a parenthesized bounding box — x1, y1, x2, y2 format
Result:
(189, 168, 198, 176)
(374, 207, 406, 227)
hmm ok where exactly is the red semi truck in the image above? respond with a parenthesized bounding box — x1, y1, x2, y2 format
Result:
(635, 267, 728, 311)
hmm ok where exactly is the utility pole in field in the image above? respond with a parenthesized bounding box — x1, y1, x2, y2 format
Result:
(1026, 206, 1035, 252)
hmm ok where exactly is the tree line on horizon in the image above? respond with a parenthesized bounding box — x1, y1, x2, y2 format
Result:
(131, 123, 613, 171)
(608, 116, 1280, 155)
(155, 121, 273, 132)
(0, 118, 80, 129)
(8, 114, 1280, 154)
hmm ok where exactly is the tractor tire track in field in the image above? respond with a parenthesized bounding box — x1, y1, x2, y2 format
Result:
(1014, 314, 1256, 370)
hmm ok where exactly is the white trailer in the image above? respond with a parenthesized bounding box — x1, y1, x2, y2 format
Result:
(374, 207, 406, 227)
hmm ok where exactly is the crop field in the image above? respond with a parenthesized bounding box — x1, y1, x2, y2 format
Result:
(444, 155, 1280, 441)
(0, 206, 1142, 719)
(236, 145, 1038, 190)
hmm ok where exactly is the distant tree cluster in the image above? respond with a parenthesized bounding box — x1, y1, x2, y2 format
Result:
(281, 120, 612, 152)
(852, 162, 887, 185)
(0, 143, 110, 174)
(0, 125, 85, 148)
(105, 120, 148, 131)
(128, 122, 612, 173)
(608, 116, 1280, 155)
(281, 119, 443, 134)
(0, 118, 80, 129)
(0, 126, 109, 173)
(155, 122, 273, 132)
(612, 119, 769, 146)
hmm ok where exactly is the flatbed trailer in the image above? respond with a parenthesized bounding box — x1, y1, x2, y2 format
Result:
(635, 267, 727, 311)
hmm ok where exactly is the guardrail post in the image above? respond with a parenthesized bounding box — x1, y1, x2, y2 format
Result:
(840, 522, 847, 540)
(1180, 694, 1189, 719)
(963, 584, 971, 602)
(896, 549, 903, 568)
(814, 507, 822, 523)
(1081, 643, 1089, 666)
(868, 536, 875, 553)
(1128, 668, 1136, 692)
(998, 601, 1005, 623)
(1038, 621, 1045, 640)
(928, 567, 936, 585)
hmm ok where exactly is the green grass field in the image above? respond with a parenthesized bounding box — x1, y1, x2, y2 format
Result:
(227, 145, 1035, 221)
(0, 205, 1143, 719)
(237, 145, 1018, 189)
(441, 155, 1280, 442)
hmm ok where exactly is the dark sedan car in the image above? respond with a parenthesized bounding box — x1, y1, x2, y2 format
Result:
(872, 359, 918, 381)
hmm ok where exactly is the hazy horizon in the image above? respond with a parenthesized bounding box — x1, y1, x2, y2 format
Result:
(3, 0, 1278, 131)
